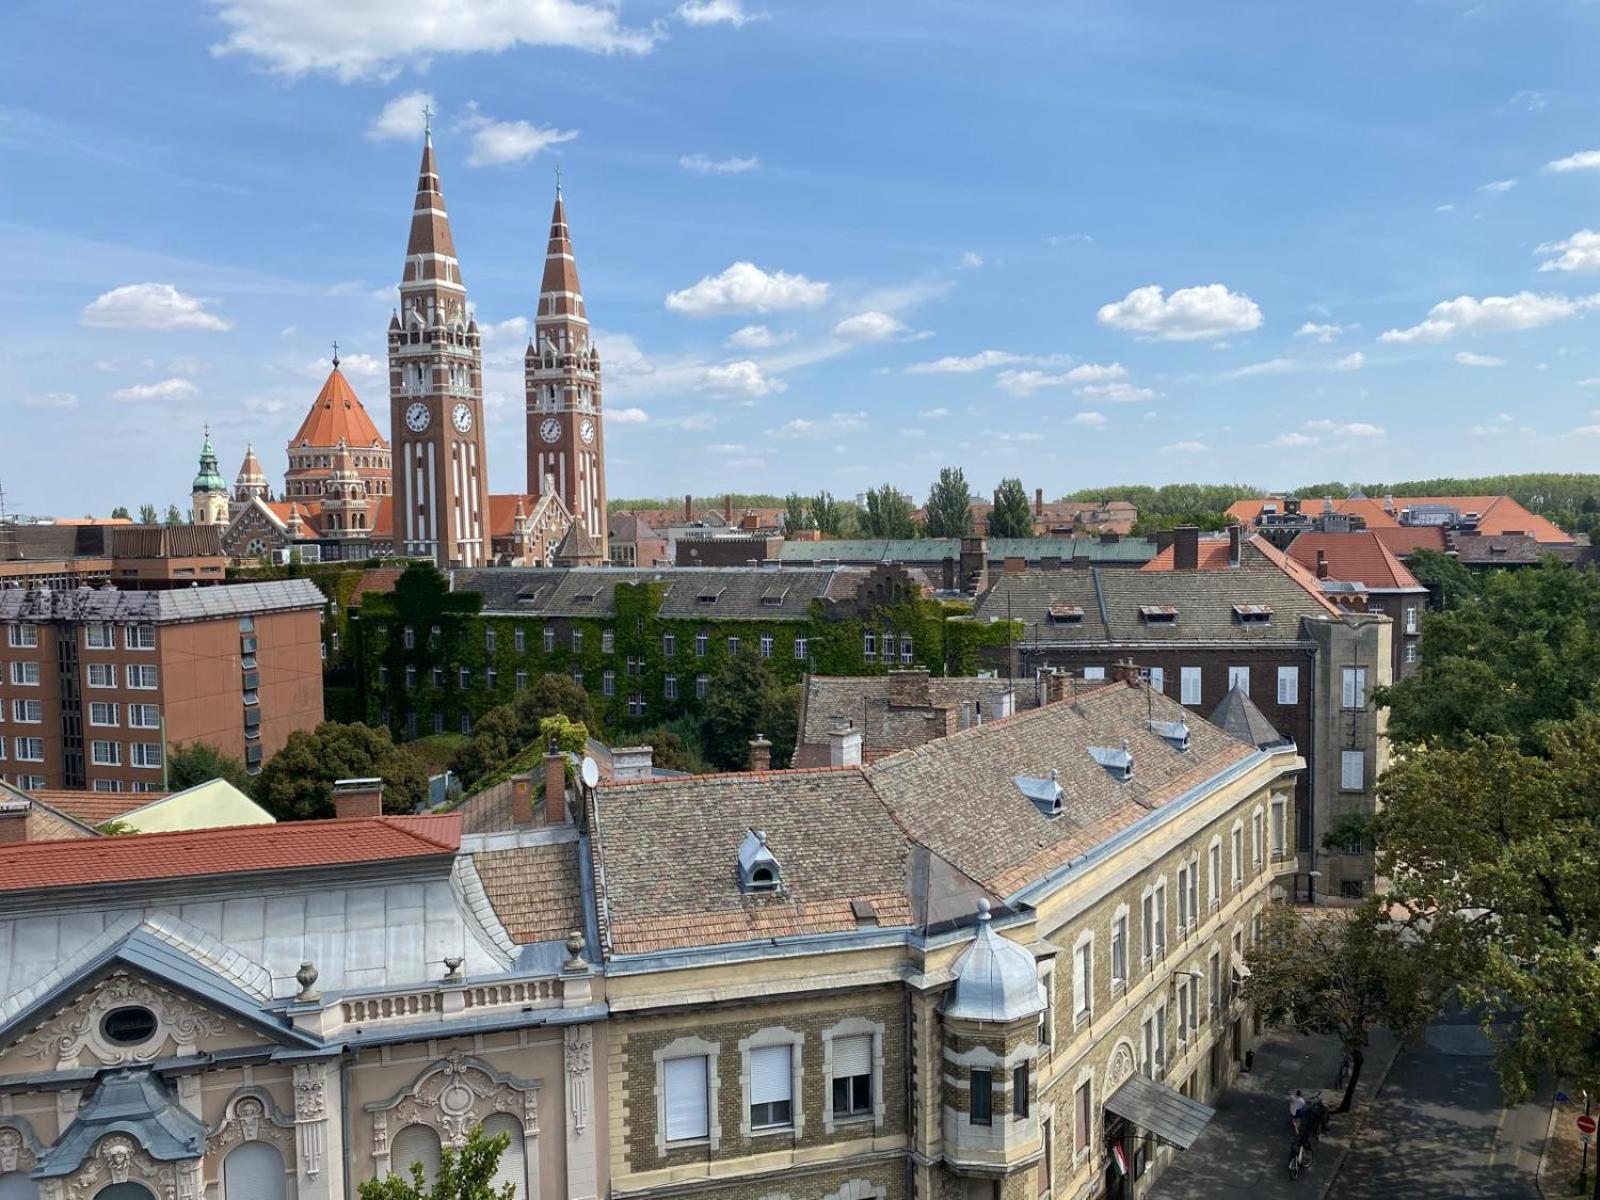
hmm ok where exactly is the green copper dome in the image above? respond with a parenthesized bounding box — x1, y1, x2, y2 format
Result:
(193, 431, 227, 493)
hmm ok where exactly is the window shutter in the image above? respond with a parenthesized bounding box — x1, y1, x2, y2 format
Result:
(664, 1057, 709, 1141)
(223, 1142, 286, 1200)
(1181, 667, 1201, 705)
(749, 1044, 791, 1105)
(833, 1034, 872, 1079)
(1277, 667, 1297, 704)
(391, 1125, 442, 1188)
(481, 1114, 525, 1200)
(1149, 667, 1164, 693)
(1083, 666, 1106, 681)
(1341, 750, 1364, 790)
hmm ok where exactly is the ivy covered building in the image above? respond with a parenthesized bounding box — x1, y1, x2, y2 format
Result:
(352, 563, 1019, 738)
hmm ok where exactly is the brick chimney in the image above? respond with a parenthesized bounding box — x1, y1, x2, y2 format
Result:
(960, 536, 989, 594)
(1155, 529, 1176, 553)
(724, 494, 733, 524)
(748, 734, 772, 772)
(0, 797, 30, 844)
(544, 750, 567, 824)
(889, 667, 931, 708)
(1041, 668, 1071, 706)
(1173, 525, 1200, 571)
(827, 718, 863, 767)
(1109, 658, 1139, 684)
(332, 778, 384, 819)
(1316, 550, 1329, 580)
(684, 493, 693, 522)
(941, 555, 956, 592)
(1034, 487, 1044, 518)
(1228, 524, 1242, 568)
(511, 776, 534, 826)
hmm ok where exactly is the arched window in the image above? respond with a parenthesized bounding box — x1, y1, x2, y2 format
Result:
(95, 1185, 154, 1200)
(391, 1125, 441, 1188)
(224, 1142, 286, 1200)
(481, 1114, 526, 1200)
(0, 1172, 40, 1200)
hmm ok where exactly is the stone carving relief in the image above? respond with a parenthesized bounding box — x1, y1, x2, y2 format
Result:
(25, 973, 228, 1070)
(0, 1121, 40, 1173)
(60, 1134, 201, 1200)
(207, 1091, 295, 1158)
(1103, 1038, 1137, 1096)
(291, 1063, 327, 1181)
(372, 1050, 540, 1152)
(564, 1027, 592, 1136)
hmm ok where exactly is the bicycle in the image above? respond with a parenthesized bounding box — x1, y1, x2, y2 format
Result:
(1287, 1123, 1314, 1180)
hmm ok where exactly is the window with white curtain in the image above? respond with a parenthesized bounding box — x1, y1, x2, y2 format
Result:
(391, 1125, 442, 1188)
(664, 1056, 710, 1142)
(481, 1113, 526, 1200)
(223, 1142, 286, 1200)
(748, 1044, 793, 1129)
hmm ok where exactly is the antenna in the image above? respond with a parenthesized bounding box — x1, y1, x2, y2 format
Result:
(0, 481, 16, 563)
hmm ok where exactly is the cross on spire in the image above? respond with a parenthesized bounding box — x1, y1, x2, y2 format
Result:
(555, 163, 562, 197)
(331, 339, 340, 368)
(422, 104, 433, 142)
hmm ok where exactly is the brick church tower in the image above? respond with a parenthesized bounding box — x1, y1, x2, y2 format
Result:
(387, 124, 490, 567)
(525, 186, 607, 556)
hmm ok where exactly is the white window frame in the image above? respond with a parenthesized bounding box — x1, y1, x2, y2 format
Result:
(1038, 965, 1056, 1048)
(128, 704, 160, 729)
(1072, 931, 1094, 1024)
(738, 1027, 804, 1138)
(85, 624, 115, 650)
(12, 700, 42, 725)
(90, 740, 121, 766)
(654, 1036, 721, 1154)
(1110, 905, 1128, 991)
(10, 662, 40, 687)
(125, 665, 158, 691)
(1226, 665, 1250, 692)
(1341, 749, 1365, 791)
(1180, 666, 1201, 706)
(1405, 605, 1419, 635)
(125, 625, 156, 651)
(1276, 666, 1299, 705)
(131, 742, 163, 769)
(1153, 878, 1167, 958)
(821, 1016, 887, 1134)
(1208, 838, 1222, 909)
(15, 736, 45, 762)
(1251, 806, 1265, 869)
(1341, 666, 1368, 710)
(1271, 795, 1287, 858)
(1146, 666, 1165, 693)
(7, 624, 38, 648)
(1083, 666, 1106, 682)
(1140, 888, 1155, 966)
(1231, 823, 1244, 889)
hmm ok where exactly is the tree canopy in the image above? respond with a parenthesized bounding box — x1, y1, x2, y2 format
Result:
(702, 648, 800, 770)
(860, 483, 918, 538)
(449, 673, 595, 789)
(923, 467, 974, 538)
(252, 722, 429, 820)
(137, 503, 158, 524)
(358, 1124, 514, 1200)
(987, 478, 1033, 538)
(809, 490, 846, 537)
(783, 492, 809, 533)
(110, 506, 130, 520)
(166, 741, 253, 794)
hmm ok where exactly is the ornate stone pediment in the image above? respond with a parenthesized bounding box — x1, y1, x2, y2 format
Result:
(206, 1090, 295, 1159)
(52, 1134, 202, 1200)
(1103, 1037, 1137, 1095)
(368, 1050, 540, 1150)
(21, 971, 241, 1071)
(0, 1119, 42, 1173)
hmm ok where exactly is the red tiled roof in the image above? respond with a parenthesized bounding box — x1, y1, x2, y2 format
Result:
(488, 494, 540, 538)
(1226, 496, 1569, 544)
(1141, 541, 1236, 572)
(289, 366, 388, 451)
(28, 790, 156, 825)
(350, 568, 403, 605)
(1371, 527, 1447, 557)
(369, 494, 394, 540)
(0, 814, 460, 894)
(1285, 532, 1422, 590)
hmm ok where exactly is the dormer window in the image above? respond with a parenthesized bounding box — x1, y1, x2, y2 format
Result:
(1047, 605, 1084, 624)
(738, 829, 782, 893)
(1232, 604, 1273, 624)
(573, 591, 599, 604)
(1014, 769, 1064, 817)
(698, 589, 724, 605)
(1149, 719, 1191, 752)
(1090, 740, 1134, 782)
(1139, 605, 1178, 624)
(760, 588, 789, 607)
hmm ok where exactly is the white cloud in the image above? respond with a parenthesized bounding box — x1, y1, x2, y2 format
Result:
(1336, 422, 1385, 438)
(1045, 233, 1093, 246)
(1097, 283, 1263, 341)
(336, 352, 385, 378)
(679, 153, 759, 175)
(771, 411, 867, 439)
(23, 392, 77, 410)
(1228, 357, 1298, 378)
(81, 283, 233, 331)
(726, 324, 790, 349)
(665, 262, 829, 316)
(1437, 203, 1457, 213)
(1159, 440, 1208, 454)
(1573, 424, 1600, 437)
(1537, 230, 1600, 274)
(1334, 351, 1365, 371)
(368, 91, 436, 140)
(1455, 351, 1507, 367)
(458, 109, 577, 166)
(1295, 321, 1347, 342)
(657, 411, 717, 432)
(209, 0, 658, 81)
(1070, 411, 1108, 429)
(905, 349, 1068, 374)
(994, 364, 1128, 397)
(1478, 178, 1517, 194)
(700, 359, 787, 396)
(833, 311, 910, 342)
(1579, 378, 1600, 388)
(1271, 432, 1318, 448)
(676, 0, 756, 25)
(1545, 150, 1600, 174)
(1380, 291, 1598, 343)
(1510, 90, 1548, 112)
(1075, 381, 1157, 403)
(1468, 413, 1517, 436)
(959, 251, 984, 269)
(279, 325, 297, 338)
(917, 407, 950, 418)
(610, 407, 649, 424)
(111, 378, 197, 402)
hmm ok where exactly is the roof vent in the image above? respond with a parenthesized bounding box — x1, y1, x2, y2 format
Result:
(697, 588, 724, 604)
(1139, 605, 1178, 623)
(1013, 768, 1064, 817)
(1089, 739, 1134, 782)
(738, 829, 781, 893)
(1047, 604, 1084, 624)
(759, 587, 789, 606)
(1149, 719, 1191, 752)
(1232, 603, 1273, 623)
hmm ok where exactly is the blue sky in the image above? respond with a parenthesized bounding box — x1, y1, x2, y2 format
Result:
(6, 0, 1600, 517)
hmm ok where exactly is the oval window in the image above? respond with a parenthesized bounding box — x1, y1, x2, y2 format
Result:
(101, 1006, 159, 1046)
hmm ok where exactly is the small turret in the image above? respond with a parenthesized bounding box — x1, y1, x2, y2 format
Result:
(190, 427, 229, 525)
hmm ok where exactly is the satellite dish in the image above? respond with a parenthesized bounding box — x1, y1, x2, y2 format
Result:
(580, 757, 600, 789)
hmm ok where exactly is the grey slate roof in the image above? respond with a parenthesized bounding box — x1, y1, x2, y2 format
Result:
(453, 566, 850, 621)
(777, 537, 1156, 565)
(35, 1070, 208, 1177)
(0, 579, 325, 624)
(975, 546, 1337, 645)
(796, 674, 1024, 749)
(1208, 685, 1293, 750)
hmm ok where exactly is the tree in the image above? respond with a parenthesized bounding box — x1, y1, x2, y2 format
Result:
(783, 492, 810, 534)
(924, 467, 974, 538)
(1244, 903, 1439, 1112)
(163, 504, 184, 526)
(359, 1124, 513, 1200)
(1375, 714, 1600, 1102)
(253, 721, 430, 820)
(1374, 559, 1600, 752)
(110, 506, 130, 520)
(449, 674, 594, 788)
(861, 483, 917, 538)
(167, 741, 253, 793)
(987, 478, 1034, 538)
(1402, 548, 1476, 611)
(810, 490, 845, 537)
(138, 503, 158, 525)
(702, 649, 800, 770)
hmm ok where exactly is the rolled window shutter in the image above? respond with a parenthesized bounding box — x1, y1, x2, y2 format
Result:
(481, 1114, 525, 1200)
(749, 1044, 791, 1104)
(664, 1057, 708, 1140)
(392, 1125, 442, 1188)
(223, 1143, 286, 1200)
(832, 1034, 871, 1079)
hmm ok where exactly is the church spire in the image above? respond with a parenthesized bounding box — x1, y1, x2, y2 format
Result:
(537, 183, 586, 323)
(403, 130, 462, 293)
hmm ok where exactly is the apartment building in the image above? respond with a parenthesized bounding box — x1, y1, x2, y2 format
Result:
(1282, 530, 1428, 679)
(0, 580, 325, 791)
(0, 523, 228, 589)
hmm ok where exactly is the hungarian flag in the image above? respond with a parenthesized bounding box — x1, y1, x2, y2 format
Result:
(1111, 1144, 1129, 1176)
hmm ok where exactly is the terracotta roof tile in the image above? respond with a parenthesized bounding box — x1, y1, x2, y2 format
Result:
(0, 814, 460, 894)
(350, 568, 403, 606)
(1284, 532, 1423, 590)
(472, 841, 585, 944)
(289, 366, 387, 451)
(27, 790, 153, 825)
(1227, 496, 1569, 544)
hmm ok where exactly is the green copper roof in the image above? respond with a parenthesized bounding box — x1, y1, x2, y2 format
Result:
(192, 432, 226, 493)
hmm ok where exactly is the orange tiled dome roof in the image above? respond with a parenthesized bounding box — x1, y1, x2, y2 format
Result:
(290, 365, 387, 450)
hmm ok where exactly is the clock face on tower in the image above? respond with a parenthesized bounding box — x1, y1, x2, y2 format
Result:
(539, 417, 562, 444)
(580, 418, 596, 445)
(405, 402, 430, 433)
(451, 403, 473, 433)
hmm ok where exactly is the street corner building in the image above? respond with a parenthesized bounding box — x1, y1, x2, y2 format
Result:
(0, 674, 1300, 1200)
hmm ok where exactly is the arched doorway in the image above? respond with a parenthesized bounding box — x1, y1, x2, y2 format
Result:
(95, 1184, 156, 1200)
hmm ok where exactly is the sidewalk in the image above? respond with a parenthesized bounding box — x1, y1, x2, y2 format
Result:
(1148, 1026, 1401, 1200)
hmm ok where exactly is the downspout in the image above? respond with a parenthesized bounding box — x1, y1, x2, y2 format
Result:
(1304, 638, 1319, 904)
(341, 1051, 354, 1200)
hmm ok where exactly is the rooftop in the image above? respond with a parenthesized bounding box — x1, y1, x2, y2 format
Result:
(1227, 494, 1571, 545)
(0, 578, 326, 624)
(289, 363, 387, 451)
(452, 565, 861, 621)
(1283, 531, 1424, 591)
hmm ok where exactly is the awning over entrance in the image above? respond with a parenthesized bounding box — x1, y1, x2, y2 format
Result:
(1103, 1072, 1217, 1151)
